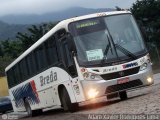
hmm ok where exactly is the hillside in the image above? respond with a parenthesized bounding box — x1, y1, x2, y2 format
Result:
(0, 21, 29, 40)
(0, 7, 114, 24)
(0, 7, 115, 40)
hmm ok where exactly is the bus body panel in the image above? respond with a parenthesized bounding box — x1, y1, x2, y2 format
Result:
(77, 54, 153, 101)
(9, 67, 81, 112)
(81, 63, 153, 101)
(5, 11, 154, 113)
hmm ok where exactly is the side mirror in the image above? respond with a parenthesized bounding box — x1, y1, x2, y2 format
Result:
(66, 33, 77, 54)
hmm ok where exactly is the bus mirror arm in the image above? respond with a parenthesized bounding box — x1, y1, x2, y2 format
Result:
(66, 33, 77, 54)
(67, 64, 76, 76)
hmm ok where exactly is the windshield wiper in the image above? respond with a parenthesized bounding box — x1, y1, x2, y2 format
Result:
(115, 44, 137, 60)
(100, 35, 113, 66)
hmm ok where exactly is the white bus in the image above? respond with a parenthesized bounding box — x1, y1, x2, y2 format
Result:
(5, 11, 153, 116)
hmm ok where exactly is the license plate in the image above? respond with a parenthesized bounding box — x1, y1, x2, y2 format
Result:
(117, 77, 129, 84)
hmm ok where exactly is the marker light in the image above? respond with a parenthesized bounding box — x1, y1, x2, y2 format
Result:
(147, 54, 151, 63)
(147, 77, 153, 84)
(81, 68, 86, 72)
(140, 63, 148, 71)
(90, 74, 96, 79)
(83, 72, 89, 78)
(88, 88, 99, 99)
(82, 72, 102, 80)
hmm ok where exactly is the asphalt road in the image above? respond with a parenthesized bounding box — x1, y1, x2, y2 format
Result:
(1, 74, 160, 120)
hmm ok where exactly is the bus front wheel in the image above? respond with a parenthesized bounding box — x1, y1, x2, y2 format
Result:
(60, 87, 78, 112)
(119, 91, 128, 100)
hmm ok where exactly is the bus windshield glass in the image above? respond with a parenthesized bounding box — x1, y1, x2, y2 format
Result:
(69, 14, 147, 66)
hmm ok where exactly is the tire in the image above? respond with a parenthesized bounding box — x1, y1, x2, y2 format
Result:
(60, 87, 78, 112)
(107, 93, 119, 99)
(24, 99, 42, 117)
(119, 91, 128, 100)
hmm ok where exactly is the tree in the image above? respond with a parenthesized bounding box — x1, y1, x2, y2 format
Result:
(131, 0, 160, 46)
(0, 43, 3, 57)
(0, 22, 58, 76)
(0, 56, 13, 76)
(1, 40, 21, 58)
(131, 0, 160, 66)
(0, 22, 58, 59)
(16, 22, 58, 51)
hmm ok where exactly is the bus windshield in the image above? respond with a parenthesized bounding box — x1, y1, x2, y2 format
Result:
(69, 14, 147, 67)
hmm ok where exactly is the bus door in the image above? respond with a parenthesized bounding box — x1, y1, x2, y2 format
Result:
(57, 30, 77, 78)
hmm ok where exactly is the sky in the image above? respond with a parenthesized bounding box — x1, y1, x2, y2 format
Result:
(0, 0, 137, 16)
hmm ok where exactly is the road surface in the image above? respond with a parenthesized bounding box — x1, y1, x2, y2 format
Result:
(1, 74, 160, 120)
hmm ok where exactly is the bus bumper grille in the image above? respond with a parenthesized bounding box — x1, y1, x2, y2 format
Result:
(105, 79, 143, 94)
(101, 67, 140, 80)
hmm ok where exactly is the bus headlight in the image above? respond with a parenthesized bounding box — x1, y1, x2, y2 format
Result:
(81, 68, 102, 80)
(146, 54, 152, 64)
(88, 88, 99, 99)
(140, 63, 148, 71)
(83, 72, 102, 80)
(147, 77, 153, 84)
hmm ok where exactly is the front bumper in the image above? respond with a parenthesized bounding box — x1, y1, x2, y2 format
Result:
(81, 65, 153, 100)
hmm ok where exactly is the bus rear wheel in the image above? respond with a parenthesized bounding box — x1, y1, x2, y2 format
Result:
(24, 99, 42, 117)
(60, 87, 78, 112)
(119, 91, 128, 100)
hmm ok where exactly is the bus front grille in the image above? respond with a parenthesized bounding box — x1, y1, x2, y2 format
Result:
(101, 67, 140, 80)
(105, 79, 143, 94)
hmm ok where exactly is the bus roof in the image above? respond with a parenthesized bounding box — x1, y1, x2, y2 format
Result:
(5, 10, 131, 72)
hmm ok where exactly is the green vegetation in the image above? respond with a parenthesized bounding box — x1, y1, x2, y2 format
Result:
(0, 21, 30, 40)
(131, 0, 160, 71)
(0, 22, 58, 76)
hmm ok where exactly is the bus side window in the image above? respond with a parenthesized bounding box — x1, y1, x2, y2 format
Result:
(35, 45, 48, 72)
(12, 66, 18, 87)
(31, 52, 38, 74)
(7, 69, 14, 88)
(26, 54, 36, 77)
(19, 58, 29, 82)
(19, 61, 23, 82)
(17, 63, 23, 83)
(14, 65, 19, 84)
(44, 36, 59, 66)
